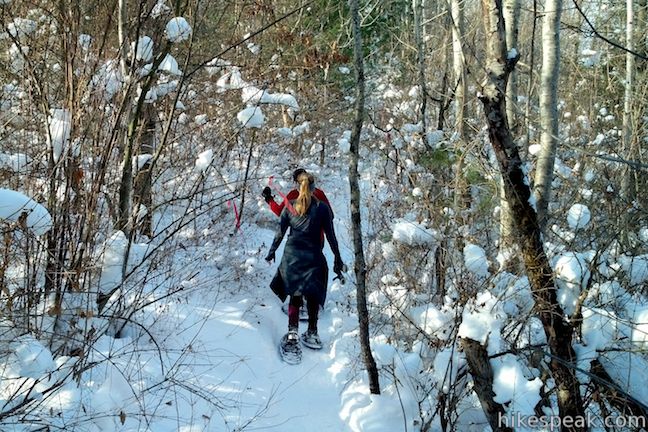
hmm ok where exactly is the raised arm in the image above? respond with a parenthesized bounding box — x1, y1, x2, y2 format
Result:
(268, 198, 284, 217)
(267, 189, 299, 217)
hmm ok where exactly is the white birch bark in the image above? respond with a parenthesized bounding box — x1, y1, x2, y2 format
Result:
(499, 0, 522, 272)
(622, 0, 636, 201)
(118, 0, 128, 78)
(414, 0, 428, 140)
(450, 0, 466, 138)
(504, 0, 521, 131)
(533, 0, 562, 229)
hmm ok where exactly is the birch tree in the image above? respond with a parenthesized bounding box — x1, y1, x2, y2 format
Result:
(498, 0, 521, 272)
(414, 0, 429, 140)
(349, 0, 380, 395)
(478, 0, 585, 428)
(533, 0, 562, 229)
(449, 0, 466, 139)
(621, 0, 637, 203)
(504, 0, 520, 132)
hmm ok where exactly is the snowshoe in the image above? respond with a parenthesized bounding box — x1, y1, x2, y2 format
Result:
(279, 331, 302, 364)
(301, 330, 323, 350)
(281, 303, 309, 321)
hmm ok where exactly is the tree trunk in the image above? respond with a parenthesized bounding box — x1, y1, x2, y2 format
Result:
(449, 0, 466, 139)
(504, 0, 520, 132)
(479, 1, 585, 429)
(349, 0, 380, 395)
(118, 0, 129, 78)
(449, 0, 470, 227)
(499, 0, 522, 273)
(461, 338, 513, 432)
(414, 0, 428, 140)
(524, 0, 539, 153)
(622, 0, 637, 204)
(133, 104, 156, 237)
(533, 0, 562, 230)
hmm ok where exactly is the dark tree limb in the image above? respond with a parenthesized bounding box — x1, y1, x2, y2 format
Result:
(461, 338, 513, 432)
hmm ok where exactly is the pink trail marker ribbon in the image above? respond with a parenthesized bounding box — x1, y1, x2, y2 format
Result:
(227, 200, 242, 232)
(268, 176, 297, 215)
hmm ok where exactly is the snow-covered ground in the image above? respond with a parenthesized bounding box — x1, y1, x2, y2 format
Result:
(0, 163, 421, 432)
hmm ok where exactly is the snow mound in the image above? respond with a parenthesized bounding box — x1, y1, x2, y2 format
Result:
(0, 188, 52, 235)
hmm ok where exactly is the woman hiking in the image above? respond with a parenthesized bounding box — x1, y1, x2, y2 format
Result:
(265, 171, 344, 364)
(262, 168, 335, 320)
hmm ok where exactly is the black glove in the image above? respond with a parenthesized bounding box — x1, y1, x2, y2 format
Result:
(265, 251, 275, 262)
(333, 256, 344, 276)
(262, 186, 273, 203)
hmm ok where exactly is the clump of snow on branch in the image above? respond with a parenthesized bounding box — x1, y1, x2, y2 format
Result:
(0, 188, 52, 235)
(97, 231, 128, 299)
(458, 291, 503, 345)
(392, 219, 437, 247)
(166, 17, 192, 42)
(90, 61, 122, 100)
(464, 243, 490, 277)
(617, 254, 648, 286)
(131, 36, 153, 62)
(237, 106, 265, 128)
(132, 154, 152, 171)
(158, 54, 182, 75)
(78, 34, 92, 50)
(194, 114, 208, 125)
(567, 203, 591, 229)
(492, 354, 542, 416)
(5, 18, 37, 39)
(338, 130, 351, 153)
(0, 153, 31, 172)
(216, 67, 245, 90)
(195, 149, 213, 172)
(205, 57, 231, 77)
(151, 0, 170, 17)
(412, 304, 452, 340)
(553, 252, 591, 316)
(276, 121, 310, 139)
(241, 85, 299, 109)
(48, 108, 71, 161)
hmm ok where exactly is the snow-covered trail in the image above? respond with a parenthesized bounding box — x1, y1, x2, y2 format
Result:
(168, 297, 355, 431)
(147, 168, 361, 431)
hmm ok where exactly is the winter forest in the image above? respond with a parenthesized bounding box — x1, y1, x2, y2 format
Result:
(2, 0, 648, 430)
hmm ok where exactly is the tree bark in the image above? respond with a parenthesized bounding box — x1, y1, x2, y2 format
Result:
(504, 0, 520, 132)
(622, 0, 637, 203)
(533, 0, 562, 230)
(349, 0, 380, 395)
(133, 104, 156, 237)
(449, 0, 466, 139)
(461, 338, 513, 432)
(499, 0, 521, 273)
(479, 1, 585, 429)
(414, 0, 428, 141)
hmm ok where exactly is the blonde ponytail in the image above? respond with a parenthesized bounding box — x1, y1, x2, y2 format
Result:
(295, 172, 314, 216)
